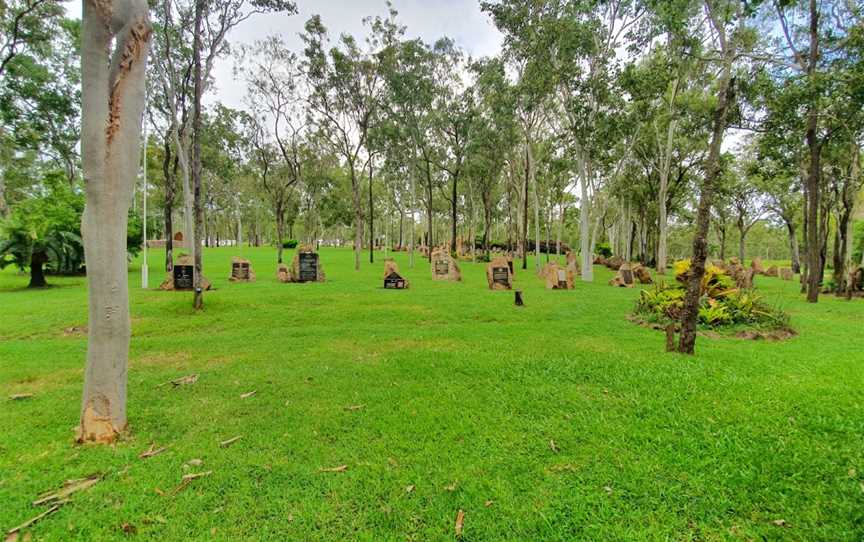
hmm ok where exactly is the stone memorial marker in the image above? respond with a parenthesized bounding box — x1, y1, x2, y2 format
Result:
(284, 245, 326, 283)
(764, 266, 779, 277)
(540, 262, 574, 289)
(751, 257, 766, 275)
(431, 247, 462, 281)
(779, 267, 794, 281)
(609, 262, 636, 288)
(383, 259, 409, 289)
(158, 254, 211, 291)
(229, 257, 255, 282)
(486, 256, 513, 290)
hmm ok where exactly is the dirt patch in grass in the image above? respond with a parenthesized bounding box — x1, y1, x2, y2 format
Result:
(627, 315, 797, 342)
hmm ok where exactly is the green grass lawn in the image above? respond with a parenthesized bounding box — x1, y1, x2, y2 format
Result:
(1, 247, 863, 540)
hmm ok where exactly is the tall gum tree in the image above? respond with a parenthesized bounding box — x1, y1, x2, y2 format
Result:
(78, 0, 152, 442)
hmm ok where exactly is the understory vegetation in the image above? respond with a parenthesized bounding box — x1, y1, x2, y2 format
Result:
(634, 261, 792, 332)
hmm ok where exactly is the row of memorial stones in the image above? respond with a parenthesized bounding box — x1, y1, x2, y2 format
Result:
(157, 246, 588, 291)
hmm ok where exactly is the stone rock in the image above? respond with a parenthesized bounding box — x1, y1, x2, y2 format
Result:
(286, 245, 325, 283)
(565, 251, 580, 276)
(383, 259, 409, 289)
(609, 262, 636, 288)
(764, 266, 779, 277)
(633, 264, 653, 284)
(159, 254, 211, 291)
(276, 263, 291, 283)
(540, 262, 574, 289)
(486, 256, 513, 290)
(779, 267, 794, 281)
(431, 247, 462, 281)
(606, 256, 624, 270)
(751, 257, 766, 275)
(229, 257, 255, 282)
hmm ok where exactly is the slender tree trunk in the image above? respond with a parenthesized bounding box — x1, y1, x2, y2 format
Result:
(425, 161, 433, 262)
(737, 221, 746, 263)
(450, 174, 458, 257)
(79, 0, 151, 443)
(0, 177, 8, 218)
(162, 137, 175, 271)
(369, 159, 374, 264)
(529, 144, 541, 272)
(678, 68, 736, 354)
(786, 220, 801, 273)
(804, 0, 821, 303)
(350, 165, 362, 270)
(522, 149, 529, 270)
(191, 0, 204, 311)
(579, 159, 593, 281)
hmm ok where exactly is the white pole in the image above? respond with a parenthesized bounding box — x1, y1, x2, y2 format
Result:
(141, 103, 149, 289)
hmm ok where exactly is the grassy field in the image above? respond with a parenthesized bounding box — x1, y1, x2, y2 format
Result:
(1, 247, 863, 541)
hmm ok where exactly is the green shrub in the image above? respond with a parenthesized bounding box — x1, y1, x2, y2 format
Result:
(632, 266, 791, 332)
(596, 243, 613, 258)
(283, 239, 299, 249)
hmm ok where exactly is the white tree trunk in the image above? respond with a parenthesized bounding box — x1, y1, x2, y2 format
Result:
(79, 0, 151, 443)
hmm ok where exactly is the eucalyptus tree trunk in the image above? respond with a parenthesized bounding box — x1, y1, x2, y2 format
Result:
(0, 178, 8, 218)
(191, 0, 204, 310)
(804, 0, 822, 303)
(79, 0, 151, 443)
(656, 103, 678, 274)
(350, 163, 363, 270)
(678, 26, 735, 354)
(528, 143, 541, 272)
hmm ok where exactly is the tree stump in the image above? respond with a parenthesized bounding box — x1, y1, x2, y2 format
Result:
(514, 290, 524, 306)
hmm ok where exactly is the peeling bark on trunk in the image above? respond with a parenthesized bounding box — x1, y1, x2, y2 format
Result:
(79, 0, 152, 443)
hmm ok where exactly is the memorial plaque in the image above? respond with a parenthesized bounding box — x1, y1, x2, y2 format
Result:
(298, 252, 319, 282)
(384, 272, 407, 289)
(232, 261, 250, 280)
(492, 267, 510, 286)
(434, 260, 449, 276)
(173, 264, 194, 290)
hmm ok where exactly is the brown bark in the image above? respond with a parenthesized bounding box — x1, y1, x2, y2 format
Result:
(678, 68, 736, 354)
(804, 0, 821, 303)
(79, 0, 152, 443)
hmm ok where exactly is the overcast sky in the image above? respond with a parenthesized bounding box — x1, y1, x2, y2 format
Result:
(64, 0, 504, 111)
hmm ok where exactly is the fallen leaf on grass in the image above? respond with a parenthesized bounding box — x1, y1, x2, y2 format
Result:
(549, 440, 559, 454)
(159, 374, 198, 388)
(405, 485, 415, 493)
(444, 482, 458, 492)
(484, 500, 493, 507)
(171, 471, 212, 496)
(186, 459, 203, 467)
(772, 519, 788, 527)
(6, 503, 64, 537)
(154, 487, 165, 496)
(455, 510, 465, 538)
(139, 444, 167, 459)
(318, 465, 348, 473)
(240, 391, 256, 399)
(219, 436, 242, 448)
(603, 486, 613, 494)
(344, 404, 365, 411)
(120, 523, 136, 534)
(9, 394, 33, 401)
(33, 475, 101, 506)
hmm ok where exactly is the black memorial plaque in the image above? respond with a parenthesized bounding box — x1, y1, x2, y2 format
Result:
(232, 262, 250, 280)
(434, 260, 449, 276)
(173, 264, 194, 290)
(384, 272, 406, 289)
(298, 253, 319, 282)
(492, 267, 510, 287)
